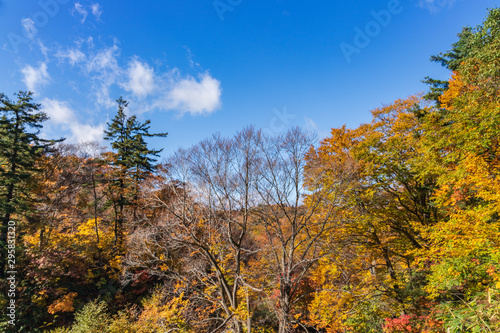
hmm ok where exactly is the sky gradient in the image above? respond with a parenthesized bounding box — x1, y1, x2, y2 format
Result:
(0, 0, 498, 157)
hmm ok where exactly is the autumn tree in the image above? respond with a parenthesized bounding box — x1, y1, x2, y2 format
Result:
(124, 127, 350, 332)
(304, 96, 440, 331)
(246, 127, 348, 333)
(12, 144, 120, 331)
(416, 8, 500, 331)
(78, 142, 107, 246)
(125, 127, 263, 332)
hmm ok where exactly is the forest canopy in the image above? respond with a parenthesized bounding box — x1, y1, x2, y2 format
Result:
(0, 7, 499, 333)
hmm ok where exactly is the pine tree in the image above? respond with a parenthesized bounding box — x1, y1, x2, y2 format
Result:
(104, 97, 167, 246)
(0, 91, 61, 277)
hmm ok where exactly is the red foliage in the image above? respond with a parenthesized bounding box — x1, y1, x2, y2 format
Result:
(383, 314, 444, 333)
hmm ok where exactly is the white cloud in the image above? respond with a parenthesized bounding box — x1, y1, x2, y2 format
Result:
(51, 43, 122, 109)
(70, 123, 106, 142)
(38, 41, 49, 59)
(85, 45, 121, 108)
(123, 59, 155, 98)
(21, 63, 50, 93)
(72, 3, 102, 23)
(86, 36, 94, 48)
(184, 46, 201, 69)
(91, 3, 102, 20)
(73, 3, 88, 23)
(86, 45, 120, 72)
(418, 0, 457, 13)
(55, 48, 86, 65)
(21, 18, 37, 40)
(42, 98, 75, 124)
(162, 73, 222, 115)
(25, 39, 221, 117)
(41, 98, 105, 143)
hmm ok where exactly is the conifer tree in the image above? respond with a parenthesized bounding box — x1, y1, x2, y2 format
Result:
(0, 91, 61, 277)
(104, 97, 167, 246)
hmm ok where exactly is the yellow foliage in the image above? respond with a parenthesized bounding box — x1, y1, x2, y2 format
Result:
(439, 73, 465, 109)
(135, 292, 191, 333)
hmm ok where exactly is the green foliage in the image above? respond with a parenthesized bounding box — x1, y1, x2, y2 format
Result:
(104, 97, 167, 175)
(47, 301, 138, 333)
(0, 91, 61, 275)
(46, 327, 71, 333)
(66, 301, 110, 333)
(103, 97, 168, 247)
(422, 77, 449, 104)
(437, 289, 500, 333)
(424, 8, 500, 103)
(345, 301, 386, 333)
(430, 26, 474, 72)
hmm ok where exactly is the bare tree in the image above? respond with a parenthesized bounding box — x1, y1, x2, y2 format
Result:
(249, 127, 350, 333)
(126, 127, 262, 332)
(124, 127, 345, 332)
(78, 141, 106, 246)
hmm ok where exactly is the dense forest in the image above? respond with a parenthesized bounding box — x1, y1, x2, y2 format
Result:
(0, 8, 499, 333)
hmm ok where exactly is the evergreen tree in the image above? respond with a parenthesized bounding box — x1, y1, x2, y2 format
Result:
(0, 91, 61, 277)
(424, 8, 500, 103)
(104, 97, 167, 246)
(422, 76, 449, 104)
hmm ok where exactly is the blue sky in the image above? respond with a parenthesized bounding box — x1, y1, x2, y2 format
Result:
(0, 0, 498, 157)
